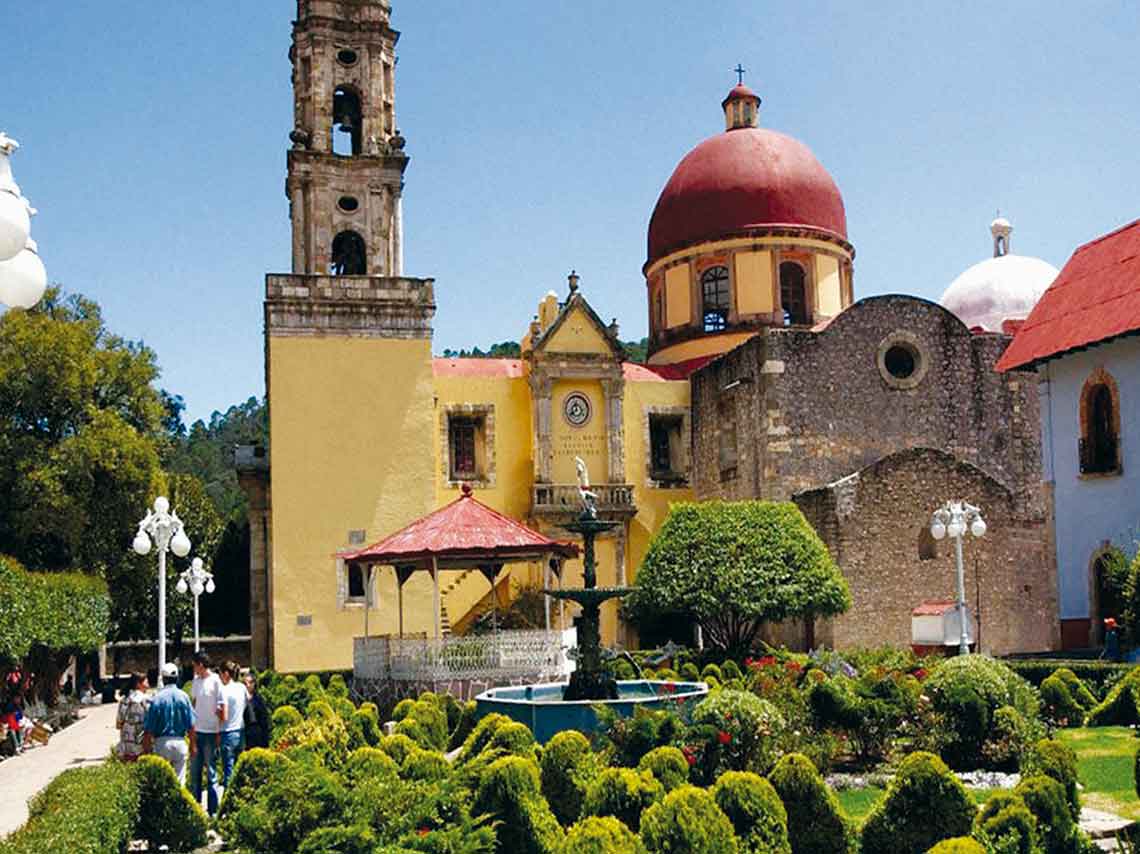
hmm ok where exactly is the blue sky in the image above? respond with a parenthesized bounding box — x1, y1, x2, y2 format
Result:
(5, 1, 1138, 423)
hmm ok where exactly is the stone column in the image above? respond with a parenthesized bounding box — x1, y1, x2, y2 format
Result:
(530, 373, 553, 482)
(290, 181, 307, 275)
(602, 377, 626, 483)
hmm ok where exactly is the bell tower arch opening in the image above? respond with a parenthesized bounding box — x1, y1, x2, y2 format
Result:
(331, 230, 367, 276)
(332, 86, 363, 156)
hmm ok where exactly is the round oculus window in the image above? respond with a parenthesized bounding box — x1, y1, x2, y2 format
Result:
(562, 392, 592, 428)
(876, 332, 928, 389)
(337, 195, 360, 213)
(884, 344, 917, 380)
(336, 48, 359, 66)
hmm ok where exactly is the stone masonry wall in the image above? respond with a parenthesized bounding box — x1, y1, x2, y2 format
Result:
(796, 448, 1058, 655)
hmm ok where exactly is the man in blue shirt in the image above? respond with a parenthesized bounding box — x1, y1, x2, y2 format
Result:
(142, 662, 194, 784)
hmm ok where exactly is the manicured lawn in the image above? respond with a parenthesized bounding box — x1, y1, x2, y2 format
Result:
(1058, 726, 1140, 820)
(837, 728, 1140, 823)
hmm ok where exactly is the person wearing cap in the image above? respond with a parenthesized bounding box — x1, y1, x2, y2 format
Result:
(142, 662, 194, 784)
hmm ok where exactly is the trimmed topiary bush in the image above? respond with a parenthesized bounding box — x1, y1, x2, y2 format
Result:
(924, 655, 1040, 769)
(490, 721, 537, 757)
(582, 767, 664, 832)
(860, 751, 976, 854)
(1087, 668, 1140, 726)
(638, 746, 689, 792)
(982, 705, 1033, 771)
(1022, 739, 1081, 823)
(711, 771, 790, 854)
(926, 839, 986, 854)
(472, 755, 563, 854)
(133, 755, 208, 852)
(394, 698, 448, 751)
(681, 663, 701, 682)
(448, 700, 479, 751)
(348, 708, 381, 748)
(560, 816, 648, 854)
(639, 785, 738, 854)
(702, 663, 723, 682)
(1014, 774, 1081, 854)
(629, 501, 851, 656)
(0, 762, 140, 854)
(691, 689, 785, 781)
(218, 747, 292, 821)
(296, 823, 376, 854)
(342, 746, 399, 785)
(1041, 675, 1087, 727)
(768, 752, 852, 854)
(226, 760, 348, 854)
(457, 712, 512, 764)
(272, 703, 303, 732)
(541, 729, 601, 827)
(401, 749, 450, 782)
(326, 673, 350, 698)
(377, 733, 420, 766)
(974, 791, 1038, 854)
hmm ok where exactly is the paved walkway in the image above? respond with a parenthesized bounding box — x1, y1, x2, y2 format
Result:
(0, 702, 120, 838)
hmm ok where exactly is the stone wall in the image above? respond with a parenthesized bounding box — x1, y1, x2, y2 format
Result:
(795, 448, 1058, 654)
(692, 295, 1043, 511)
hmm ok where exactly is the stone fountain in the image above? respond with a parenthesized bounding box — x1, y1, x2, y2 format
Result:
(474, 459, 708, 741)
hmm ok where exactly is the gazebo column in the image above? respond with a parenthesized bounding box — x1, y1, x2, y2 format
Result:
(543, 556, 552, 631)
(432, 557, 442, 640)
(396, 566, 415, 640)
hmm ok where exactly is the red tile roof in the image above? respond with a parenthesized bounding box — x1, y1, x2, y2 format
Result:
(340, 485, 578, 566)
(433, 358, 524, 378)
(912, 600, 958, 616)
(997, 218, 1140, 372)
(627, 355, 716, 381)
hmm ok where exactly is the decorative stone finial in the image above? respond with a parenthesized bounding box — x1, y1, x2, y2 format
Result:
(568, 270, 580, 294)
(0, 133, 19, 156)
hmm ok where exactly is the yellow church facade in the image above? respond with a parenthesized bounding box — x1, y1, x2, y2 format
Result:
(240, 2, 858, 673)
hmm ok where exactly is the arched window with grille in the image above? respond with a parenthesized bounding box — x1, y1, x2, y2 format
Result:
(701, 266, 730, 332)
(1079, 369, 1121, 475)
(780, 261, 808, 326)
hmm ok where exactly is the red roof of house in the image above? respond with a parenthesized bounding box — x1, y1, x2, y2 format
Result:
(626, 355, 716, 381)
(340, 485, 578, 566)
(997, 218, 1140, 372)
(912, 600, 958, 616)
(433, 358, 524, 378)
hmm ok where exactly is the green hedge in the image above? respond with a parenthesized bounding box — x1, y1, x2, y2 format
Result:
(0, 556, 109, 664)
(0, 763, 138, 854)
(1003, 660, 1131, 694)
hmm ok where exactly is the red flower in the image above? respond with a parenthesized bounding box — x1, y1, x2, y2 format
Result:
(913, 668, 928, 680)
(717, 730, 732, 745)
(417, 828, 430, 837)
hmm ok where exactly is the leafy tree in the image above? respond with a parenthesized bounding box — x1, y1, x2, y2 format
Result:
(629, 501, 851, 655)
(622, 338, 649, 364)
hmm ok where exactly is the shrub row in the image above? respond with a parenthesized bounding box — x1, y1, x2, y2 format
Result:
(0, 755, 206, 854)
(1004, 659, 1130, 694)
(0, 555, 109, 664)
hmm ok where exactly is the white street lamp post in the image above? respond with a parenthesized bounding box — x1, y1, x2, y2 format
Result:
(0, 133, 47, 309)
(930, 500, 987, 656)
(176, 557, 215, 653)
(132, 497, 192, 685)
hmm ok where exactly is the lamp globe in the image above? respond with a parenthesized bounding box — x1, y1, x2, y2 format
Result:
(171, 529, 191, 558)
(132, 531, 152, 556)
(176, 577, 189, 595)
(971, 518, 987, 538)
(0, 240, 47, 309)
(0, 192, 30, 261)
(930, 521, 947, 540)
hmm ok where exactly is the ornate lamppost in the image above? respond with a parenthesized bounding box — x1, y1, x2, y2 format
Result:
(132, 497, 192, 685)
(930, 500, 987, 655)
(0, 133, 47, 309)
(176, 557, 215, 653)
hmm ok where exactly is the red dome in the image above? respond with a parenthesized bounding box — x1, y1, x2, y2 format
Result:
(647, 127, 847, 265)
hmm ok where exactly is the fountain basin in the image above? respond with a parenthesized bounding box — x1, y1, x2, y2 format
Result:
(475, 679, 709, 743)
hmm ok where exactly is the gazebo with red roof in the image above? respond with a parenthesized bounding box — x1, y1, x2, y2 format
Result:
(339, 483, 579, 639)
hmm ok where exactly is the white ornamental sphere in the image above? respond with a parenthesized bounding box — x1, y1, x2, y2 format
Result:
(190, 581, 204, 597)
(176, 577, 189, 595)
(0, 192, 30, 261)
(171, 529, 191, 558)
(971, 518, 987, 538)
(205, 579, 216, 594)
(191, 557, 204, 571)
(930, 521, 947, 540)
(132, 531, 152, 556)
(0, 240, 46, 309)
(153, 496, 170, 514)
(947, 520, 965, 538)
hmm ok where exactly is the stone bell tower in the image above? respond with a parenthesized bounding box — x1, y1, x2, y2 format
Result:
(287, 0, 406, 276)
(244, 0, 437, 671)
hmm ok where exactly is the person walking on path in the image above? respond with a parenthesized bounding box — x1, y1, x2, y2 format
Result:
(242, 673, 270, 750)
(218, 661, 246, 788)
(115, 672, 150, 761)
(188, 651, 225, 816)
(142, 663, 194, 784)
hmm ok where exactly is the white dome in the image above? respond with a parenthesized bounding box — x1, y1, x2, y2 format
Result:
(941, 253, 1058, 332)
